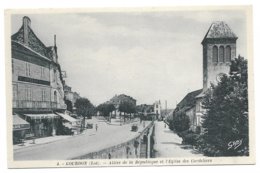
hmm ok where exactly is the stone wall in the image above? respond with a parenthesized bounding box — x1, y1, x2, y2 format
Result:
(72, 122, 155, 160)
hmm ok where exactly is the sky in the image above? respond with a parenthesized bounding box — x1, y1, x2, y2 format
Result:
(11, 9, 247, 109)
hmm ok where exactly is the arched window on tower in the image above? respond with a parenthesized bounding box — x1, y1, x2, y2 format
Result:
(225, 46, 231, 62)
(219, 46, 224, 62)
(213, 45, 218, 63)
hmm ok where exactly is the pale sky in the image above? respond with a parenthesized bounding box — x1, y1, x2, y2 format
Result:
(11, 9, 247, 109)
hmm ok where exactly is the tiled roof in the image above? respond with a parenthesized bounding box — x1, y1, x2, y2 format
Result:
(176, 89, 203, 111)
(202, 21, 237, 42)
(11, 25, 54, 60)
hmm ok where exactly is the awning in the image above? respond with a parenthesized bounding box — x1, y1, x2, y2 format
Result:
(24, 113, 59, 120)
(55, 112, 78, 123)
(13, 114, 30, 131)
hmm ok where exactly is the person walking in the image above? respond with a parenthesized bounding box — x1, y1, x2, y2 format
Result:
(95, 124, 98, 132)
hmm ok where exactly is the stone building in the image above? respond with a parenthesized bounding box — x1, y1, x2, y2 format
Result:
(11, 16, 67, 141)
(195, 21, 238, 131)
(201, 21, 237, 91)
(174, 21, 237, 132)
(153, 100, 162, 119)
(64, 83, 81, 112)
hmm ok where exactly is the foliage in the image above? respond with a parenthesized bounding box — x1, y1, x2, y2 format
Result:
(96, 103, 115, 117)
(118, 101, 136, 114)
(201, 56, 248, 156)
(180, 130, 200, 145)
(169, 110, 190, 135)
(74, 97, 95, 119)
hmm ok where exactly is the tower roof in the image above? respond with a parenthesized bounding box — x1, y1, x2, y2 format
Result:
(202, 21, 237, 43)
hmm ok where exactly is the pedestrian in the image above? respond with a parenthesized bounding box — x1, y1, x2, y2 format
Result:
(95, 124, 98, 132)
(164, 123, 166, 128)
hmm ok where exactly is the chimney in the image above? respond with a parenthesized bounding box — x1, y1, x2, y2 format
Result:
(23, 16, 31, 46)
(54, 35, 58, 62)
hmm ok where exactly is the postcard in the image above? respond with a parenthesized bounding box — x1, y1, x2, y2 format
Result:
(5, 6, 255, 168)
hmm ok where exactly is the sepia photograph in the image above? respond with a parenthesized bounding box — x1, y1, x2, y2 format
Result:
(5, 6, 254, 168)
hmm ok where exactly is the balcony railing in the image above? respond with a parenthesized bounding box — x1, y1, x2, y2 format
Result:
(12, 100, 63, 109)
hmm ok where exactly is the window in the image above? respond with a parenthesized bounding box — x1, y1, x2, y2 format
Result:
(12, 84, 17, 100)
(219, 46, 224, 62)
(212, 45, 218, 63)
(41, 67, 45, 78)
(26, 88, 32, 101)
(42, 89, 46, 101)
(54, 91, 57, 102)
(12, 59, 14, 73)
(225, 46, 231, 62)
(53, 70, 56, 82)
(26, 63, 31, 77)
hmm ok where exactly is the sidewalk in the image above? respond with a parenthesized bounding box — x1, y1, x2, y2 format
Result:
(153, 121, 203, 158)
(13, 135, 71, 150)
(14, 117, 100, 150)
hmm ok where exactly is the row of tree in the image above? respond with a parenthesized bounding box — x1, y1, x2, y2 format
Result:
(65, 97, 137, 123)
(96, 101, 137, 122)
(168, 56, 249, 156)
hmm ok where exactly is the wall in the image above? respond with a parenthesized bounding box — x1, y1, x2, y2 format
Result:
(72, 122, 155, 160)
(203, 40, 236, 91)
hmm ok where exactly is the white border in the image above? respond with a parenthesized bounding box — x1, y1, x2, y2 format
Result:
(1, 0, 260, 173)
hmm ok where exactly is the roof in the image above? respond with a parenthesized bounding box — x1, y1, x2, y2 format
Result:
(202, 21, 237, 43)
(55, 112, 79, 122)
(13, 114, 30, 125)
(13, 114, 30, 131)
(176, 89, 203, 111)
(11, 19, 55, 60)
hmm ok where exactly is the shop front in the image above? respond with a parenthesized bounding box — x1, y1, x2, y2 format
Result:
(24, 113, 59, 138)
(55, 112, 81, 135)
(13, 114, 30, 144)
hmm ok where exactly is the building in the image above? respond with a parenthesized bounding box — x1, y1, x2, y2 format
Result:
(195, 21, 237, 130)
(64, 84, 73, 102)
(136, 100, 162, 120)
(12, 16, 67, 140)
(172, 89, 202, 132)
(174, 21, 237, 132)
(153, 100, 162, 119)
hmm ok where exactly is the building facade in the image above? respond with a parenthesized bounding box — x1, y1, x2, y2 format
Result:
(12, 16, 67, 140)
(153, 100, 162, 120)
(195, 21, 238, 130)
(173, 21, 237, 132)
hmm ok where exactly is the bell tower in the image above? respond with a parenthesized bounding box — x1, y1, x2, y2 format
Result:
(202, 21, 238, 91)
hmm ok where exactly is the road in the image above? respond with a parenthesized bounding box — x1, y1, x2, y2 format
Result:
(14, 118, 150, 160)
(153, 121, 203, 158)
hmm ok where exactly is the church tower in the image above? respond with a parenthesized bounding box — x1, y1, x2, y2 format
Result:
(202, 21, 238, 91)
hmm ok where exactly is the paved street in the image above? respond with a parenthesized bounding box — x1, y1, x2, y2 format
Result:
(153, 121, 203, 158)
(14, 117, 150, 160)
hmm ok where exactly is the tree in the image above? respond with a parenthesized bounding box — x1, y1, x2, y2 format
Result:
(169, 110, 190, 134)
(119, 101, 136, 122)
(201, 56, 248, 156)
(64, 99, 73, 112)
(74, 98, 95, 129)
(96, 103, 115, 122)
